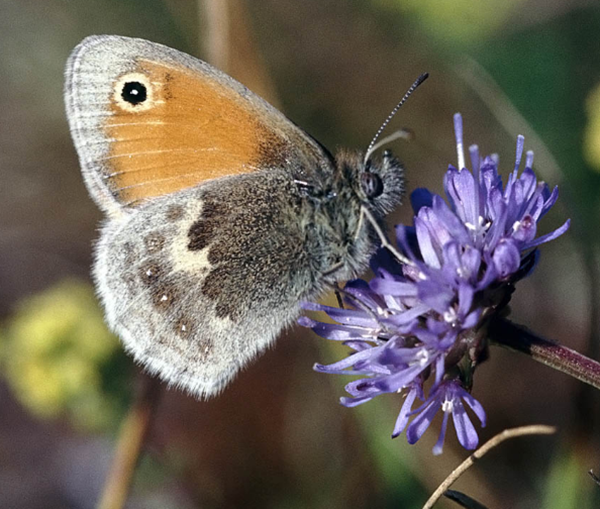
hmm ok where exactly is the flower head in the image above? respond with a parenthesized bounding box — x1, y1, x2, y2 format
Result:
(300, 114, 569, 454)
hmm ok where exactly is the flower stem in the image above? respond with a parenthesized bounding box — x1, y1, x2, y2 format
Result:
(422, 425, 556, 509)
(489, 318, 600, 391)
(97, 374, 162, 509)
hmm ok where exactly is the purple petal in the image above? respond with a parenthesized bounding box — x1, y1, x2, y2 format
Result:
(459, 245, 482, 282)
(492, 239, 521, 278)
(314, 347, 381, 373)
(476, 253, 498, 290)
(525, 193, 545, 222)
(406, 398, 439, 444)
(309, 322, 377, 341)
(410, 188, 434, 214)
(469, 144, 480, 180)
(344, 279, 383, 309)
(512, 215, 537, 244)
(540, 186, 559, 218)
(462, 309, 481, 329)
(343, 340, 378, 352)
(345, 377, 385, 397)
(377, 345, 424, 365)
(413, 326, 442, 345)
(369, 278, 418, 297)
(415, 215, 441, 268)
(480, 159, 501, 193)
(485, 191, 507, 251)
(313, 365, 368, 376)
(298, 316, 317, 328)
(392, 385, 420, 438)
(434, 354, 446, 385)
(394, 225, 420, 263)
(448, 168, 478, 227)
(374, 363, 427, 393)
(442, 241, 462, 270)
(519, 167, 537, 200)
(521, 219, 570, 250)
(457, 283, 474, 319)
(417, 280, 454, 315)
(421, 318, 451, 338)
(340, 394, 376, 407)
(432, 196, 472, 245)
(462, 391, 487, 427)
(444, 165, 460, 211)
(385, 303, 430, 326)
(432, 410, 451, 455)
(451, 400, 479, 450)
(303, 302, 378, 327)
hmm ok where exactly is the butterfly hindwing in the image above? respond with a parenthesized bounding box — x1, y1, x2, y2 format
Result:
(94, 170, 319, 396)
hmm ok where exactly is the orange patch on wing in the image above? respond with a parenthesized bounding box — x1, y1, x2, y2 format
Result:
(103, 59, 283, 206)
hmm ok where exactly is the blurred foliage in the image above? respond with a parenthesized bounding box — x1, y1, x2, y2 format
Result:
(584, 82, 600, 173)
(473, 11, 600, 227)
(378, 0, 526, 46)
(1, 279, 131, 431)
(543, 447, 596, 509)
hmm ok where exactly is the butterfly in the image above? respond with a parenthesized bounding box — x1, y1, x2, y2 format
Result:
(65, 35, 426, 398)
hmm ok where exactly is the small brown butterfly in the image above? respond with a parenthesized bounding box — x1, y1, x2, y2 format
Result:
(65, 35, 426, 398)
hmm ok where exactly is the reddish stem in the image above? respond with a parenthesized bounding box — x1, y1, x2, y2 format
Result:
(489, 318, 600, 391)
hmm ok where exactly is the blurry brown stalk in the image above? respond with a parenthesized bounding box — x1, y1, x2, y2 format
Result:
(97, 375, 161, 509)
(201, 0, 279, 106)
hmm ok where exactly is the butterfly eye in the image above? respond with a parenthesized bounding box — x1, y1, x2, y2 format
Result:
(122, 81, 147, 105)
(361, 171, 383, 199)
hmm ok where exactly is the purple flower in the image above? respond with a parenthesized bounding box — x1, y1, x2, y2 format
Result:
(405, 380, 486, 455)
(301, 114, 569, 454)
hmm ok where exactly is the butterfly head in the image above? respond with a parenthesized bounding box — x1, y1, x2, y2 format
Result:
(332, 148, 404, 219)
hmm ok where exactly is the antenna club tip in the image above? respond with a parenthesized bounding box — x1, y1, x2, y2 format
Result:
(415, 73, 429, 86)
(409, 73, 429, 91)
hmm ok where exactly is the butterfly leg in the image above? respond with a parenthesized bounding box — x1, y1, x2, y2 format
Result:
(359, 206, 412, 266)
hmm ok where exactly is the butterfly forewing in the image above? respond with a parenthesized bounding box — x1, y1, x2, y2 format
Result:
(65, 35, 331, 214)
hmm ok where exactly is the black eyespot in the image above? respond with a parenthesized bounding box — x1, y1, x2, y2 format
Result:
(121, 81, 147, 105)
(361, 172, 384, 199)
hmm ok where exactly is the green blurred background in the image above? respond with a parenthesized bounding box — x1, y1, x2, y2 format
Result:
(1, 0, 600, 507)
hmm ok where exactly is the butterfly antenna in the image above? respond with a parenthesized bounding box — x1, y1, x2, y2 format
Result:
(364, 72, 429, 164)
